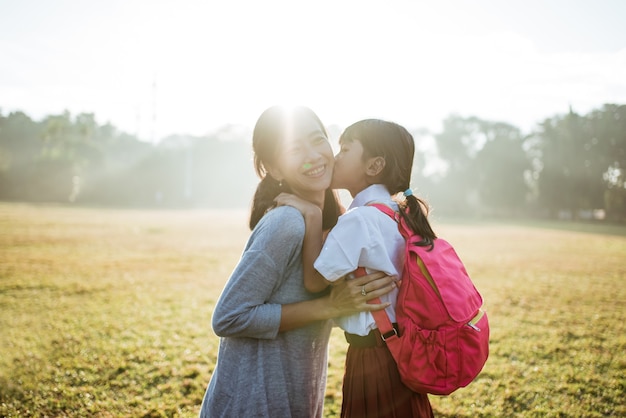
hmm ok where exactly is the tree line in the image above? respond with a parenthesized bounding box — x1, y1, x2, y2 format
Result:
(0, 104, 624, 222)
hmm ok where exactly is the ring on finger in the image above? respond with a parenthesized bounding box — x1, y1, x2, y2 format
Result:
(361, 285, 367, 296)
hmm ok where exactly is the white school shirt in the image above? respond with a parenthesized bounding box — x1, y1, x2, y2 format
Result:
(314, 184, 404, 336)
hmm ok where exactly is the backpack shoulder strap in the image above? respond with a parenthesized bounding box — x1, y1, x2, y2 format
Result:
(369, 203, 414, 238)
(368, 203, 396, 219)
(365, 203, 402, 340)
(370, 203, 442, 298)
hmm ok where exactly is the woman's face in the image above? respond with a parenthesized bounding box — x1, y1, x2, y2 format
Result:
(271, 115, 334, 204)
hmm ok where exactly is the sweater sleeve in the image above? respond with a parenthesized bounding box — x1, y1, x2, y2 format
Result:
(212, 207, 304, 339)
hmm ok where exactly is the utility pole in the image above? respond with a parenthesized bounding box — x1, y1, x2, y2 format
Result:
(151, 75, 157, 143)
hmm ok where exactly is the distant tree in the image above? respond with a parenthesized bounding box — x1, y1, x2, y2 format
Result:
(593, 104, 626, 220)
(1, 104, 624, 219)
(191, 132, 257, 208)
(34, 111, 81, 201)
(0, 111, 41, 200)
(408, 128, 439, 213)
(431, 115, 482, 215)
(81, 129, 155, 206)
(474, 121, 529, 216)
(432, 115, 530, 217)
(533, 104, 626, 220)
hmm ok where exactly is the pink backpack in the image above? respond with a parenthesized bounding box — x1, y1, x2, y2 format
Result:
(366, 203, 489, 395)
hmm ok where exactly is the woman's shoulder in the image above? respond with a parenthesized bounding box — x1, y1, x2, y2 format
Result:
(263, 205, 304, 223)
(255, 206, 305, 237)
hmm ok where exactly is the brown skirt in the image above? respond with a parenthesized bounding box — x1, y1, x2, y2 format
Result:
(341, 332, 434, 418)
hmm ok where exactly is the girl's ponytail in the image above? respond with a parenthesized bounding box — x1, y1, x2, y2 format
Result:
(398, 193, 437, 249)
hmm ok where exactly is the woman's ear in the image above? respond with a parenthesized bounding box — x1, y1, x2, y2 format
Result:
(267, 165, 284, 183)
(365, 156, 386, 177)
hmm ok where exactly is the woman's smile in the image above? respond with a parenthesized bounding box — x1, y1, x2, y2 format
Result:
(303, 164, 327, 178)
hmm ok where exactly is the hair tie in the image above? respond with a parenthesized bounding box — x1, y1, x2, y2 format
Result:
(403, 188, 413, 198)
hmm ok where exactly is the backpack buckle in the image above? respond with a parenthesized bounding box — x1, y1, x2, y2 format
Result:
(467, 322, 481, 332)
(466, 308, 485, 332)
(380, 328, 398, 342)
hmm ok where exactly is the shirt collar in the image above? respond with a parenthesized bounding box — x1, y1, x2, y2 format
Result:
(348, 184, 394, 210)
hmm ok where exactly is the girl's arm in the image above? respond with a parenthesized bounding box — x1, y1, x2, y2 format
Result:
(274, 193, 331, 293)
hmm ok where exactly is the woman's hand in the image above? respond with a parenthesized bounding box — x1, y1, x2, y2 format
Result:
(328, 271, 397, 317)
(279, 271, 397, 332)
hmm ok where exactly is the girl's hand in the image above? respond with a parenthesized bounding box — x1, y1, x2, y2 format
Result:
(274, 192, 321, 218)
(328, 271, 397, 316)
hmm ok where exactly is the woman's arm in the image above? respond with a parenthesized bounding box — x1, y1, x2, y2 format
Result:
(213, 251, 397, 336)
(213, 207, 396, 337)
(274, 193, 331, 293)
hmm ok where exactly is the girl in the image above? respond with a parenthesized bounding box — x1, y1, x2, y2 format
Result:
(276, 119, 436, 417)
(199, 107, 397, 418)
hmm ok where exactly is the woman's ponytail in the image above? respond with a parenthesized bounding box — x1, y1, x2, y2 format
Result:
(249, 175, 285, 230)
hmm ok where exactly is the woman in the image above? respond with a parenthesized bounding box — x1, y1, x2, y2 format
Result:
(199, 106, 396, 418)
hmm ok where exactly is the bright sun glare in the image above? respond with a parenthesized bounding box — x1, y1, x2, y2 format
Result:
(1, 1, 625, 139)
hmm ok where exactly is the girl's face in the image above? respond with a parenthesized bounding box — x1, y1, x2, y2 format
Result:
(332, 138, 370, 197)
(270, 116, 334, 205)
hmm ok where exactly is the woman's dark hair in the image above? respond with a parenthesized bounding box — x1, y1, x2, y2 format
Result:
(339, 119, 437, 247)
(249, 105, 340, 230)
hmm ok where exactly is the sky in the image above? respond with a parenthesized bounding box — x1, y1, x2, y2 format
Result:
(1, 0, 625, 142)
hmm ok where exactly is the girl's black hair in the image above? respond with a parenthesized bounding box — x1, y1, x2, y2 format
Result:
(339, 119, 437, 247)
(249, 105, 340, 231)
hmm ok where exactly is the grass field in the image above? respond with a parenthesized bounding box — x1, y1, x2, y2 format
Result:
(1, 203, 625, 417)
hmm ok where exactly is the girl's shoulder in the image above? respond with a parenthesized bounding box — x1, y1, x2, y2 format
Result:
(334, 205, 372, 228)
(336, 204, 397, 230)
(342, 203, 393, 220)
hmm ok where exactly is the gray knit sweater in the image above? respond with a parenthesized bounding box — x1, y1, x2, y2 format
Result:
(199, 206, 332, 418)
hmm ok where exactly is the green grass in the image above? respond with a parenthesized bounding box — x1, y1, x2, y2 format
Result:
(1, 203, 624, 417)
